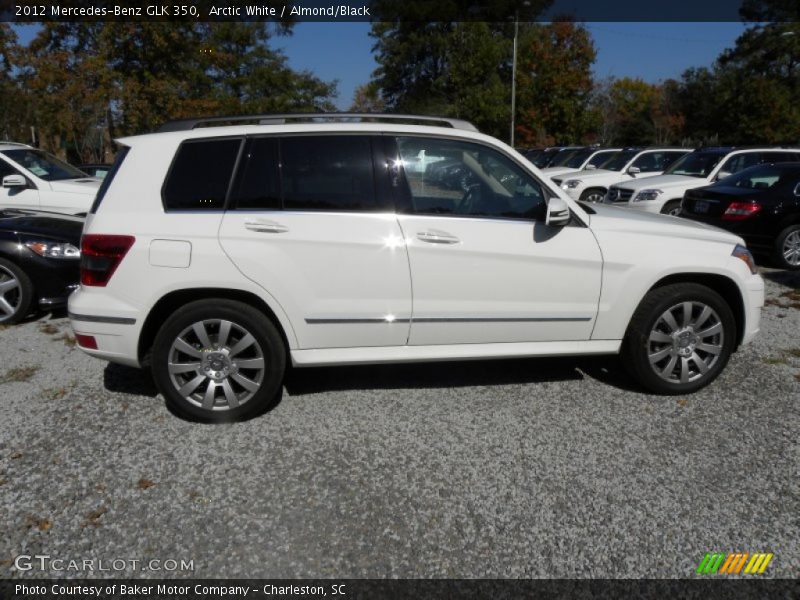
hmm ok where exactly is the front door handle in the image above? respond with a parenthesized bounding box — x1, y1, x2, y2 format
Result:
(417, 230, 460, 245)
(244, 219, 289, 234)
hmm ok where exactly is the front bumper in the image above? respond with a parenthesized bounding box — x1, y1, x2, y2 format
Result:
(741, 274, 764, 346)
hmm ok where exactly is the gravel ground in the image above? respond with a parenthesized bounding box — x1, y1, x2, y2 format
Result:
(0, 269, 798, 579)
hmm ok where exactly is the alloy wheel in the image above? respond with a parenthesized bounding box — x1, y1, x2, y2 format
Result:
(783, 230, 800, 266)
(0, 265, 21, 323)
(167, 319, 266, 411)
(584, 192, 604, 203)
(647, 301, 724, 384)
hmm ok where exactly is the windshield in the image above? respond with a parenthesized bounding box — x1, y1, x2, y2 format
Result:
(596, 150, 638, 172)
(558, 149, 593, 168)
(2, 149, 88, 181)
(585, 150, 616, 168)
(549, 148, 583, 167)
(533, 148, 561, 168)
(664, 152, 725, 178)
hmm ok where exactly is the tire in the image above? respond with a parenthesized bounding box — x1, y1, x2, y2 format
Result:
(151, 299, 286, 422)
(660, 200, 682, 216)
(622, 283, 736, 395)
(580, 188, 606, 203)
(772, 224, 800, 270)
(0, 258, 35, 325)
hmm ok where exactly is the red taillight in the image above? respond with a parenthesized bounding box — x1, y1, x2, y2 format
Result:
(74, 334, 98, 349)
(723, 201, 762, 221)
(80, 234, 135, 287)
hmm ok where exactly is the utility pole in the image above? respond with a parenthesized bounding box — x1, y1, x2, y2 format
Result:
(511, 16, 518, 147)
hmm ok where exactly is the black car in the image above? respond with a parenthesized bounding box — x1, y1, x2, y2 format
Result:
(0, 210, 82, 324)
(682, 162, 800, 269)
(78, 164, 112, 179)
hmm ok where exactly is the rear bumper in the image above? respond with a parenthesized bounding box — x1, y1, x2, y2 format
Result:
(68, 288, 143, 368)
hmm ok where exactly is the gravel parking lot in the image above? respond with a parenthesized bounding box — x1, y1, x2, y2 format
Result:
(0, 269, 797, 579)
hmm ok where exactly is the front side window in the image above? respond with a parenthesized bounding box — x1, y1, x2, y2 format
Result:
(584, 150, 616, 169)
(394, 137, 547, 221)
(631, 152, 677, 173)
(162, 138, 242, 211)
(0, 157, 19, 179)
(2, 149, 87, 181)
(281, 136, 378, 211)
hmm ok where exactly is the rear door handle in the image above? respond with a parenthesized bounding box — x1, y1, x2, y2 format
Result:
(244, 219, 289, 234)
(417, 230, 460, 245)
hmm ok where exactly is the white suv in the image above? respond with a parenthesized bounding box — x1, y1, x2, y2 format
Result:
(0, 143, 101, 214)
(69, 114, 764, 422)
(553, 147, 690, 203)
(604, 147, 800, 215)
(539, 147, 621, 179)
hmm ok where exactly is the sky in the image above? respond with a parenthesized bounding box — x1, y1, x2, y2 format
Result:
(11, 22, 750, 109)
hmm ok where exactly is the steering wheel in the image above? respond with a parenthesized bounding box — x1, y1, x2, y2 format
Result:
(459, 184, 481, 215)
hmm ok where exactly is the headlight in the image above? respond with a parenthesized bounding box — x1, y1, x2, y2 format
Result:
(633, 189, 663, 202)
(24, 240, 80, 259)
(562, 179, 582, 189)
(732, 244, 757, 274)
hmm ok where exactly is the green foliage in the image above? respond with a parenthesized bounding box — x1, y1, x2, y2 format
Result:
(515, 21, 597, 146)
(8, 23, 336, 162)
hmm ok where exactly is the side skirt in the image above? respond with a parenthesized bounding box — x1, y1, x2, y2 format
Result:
(291, 340, 621, 367)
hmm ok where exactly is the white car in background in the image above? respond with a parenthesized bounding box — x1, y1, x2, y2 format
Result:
(604, 147, 800, 216)
(553, 147, 690, 203)
(540, 147, 622, 179)
(0, 143, 101, 215)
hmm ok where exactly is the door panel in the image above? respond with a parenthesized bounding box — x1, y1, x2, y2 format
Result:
(389, 135, 602, 346)
(219, 212, 412, 349)
(219, 135, 411, 350)
(399, 215, 602, 345)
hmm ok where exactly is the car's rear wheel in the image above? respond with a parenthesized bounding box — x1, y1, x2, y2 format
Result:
(622, 283, 736, 395)
(0, 258, 34, 325)
(773, 224, 800, 270)
(151, 299, 286, 422)
(660, 200, 682, 216)
(580, 188, 606, 203)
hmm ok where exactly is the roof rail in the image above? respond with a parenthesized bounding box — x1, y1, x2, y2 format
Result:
(157, 113, 479, 133)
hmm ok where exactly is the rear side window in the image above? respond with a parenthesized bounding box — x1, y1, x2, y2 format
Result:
(90, 146, 129, 214)
(280, 136, 378, 211)
(162, 138, 241, 211)
(231, 137, 280, 210)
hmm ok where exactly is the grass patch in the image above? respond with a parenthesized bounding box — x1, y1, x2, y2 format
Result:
(38, 323, 59, 335)
(762, 357, 789, 366)
(0, 366, 39, 384)
(43, 387, 69, 400)
(784, 349, 800, 359)
(82, 506, 108, 528)
(54, 332, 77, 347)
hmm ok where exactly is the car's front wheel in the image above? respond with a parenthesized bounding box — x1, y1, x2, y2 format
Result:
(0, 258, 34, 325)
(151, 299, 286, 422)
(660, 200, 682, 216)
(580, 188, 606, 203)
(622, 283, 736, 394)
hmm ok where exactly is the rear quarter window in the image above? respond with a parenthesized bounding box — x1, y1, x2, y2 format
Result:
(90, 146, 129, 214)
(162, 138, 242, 211)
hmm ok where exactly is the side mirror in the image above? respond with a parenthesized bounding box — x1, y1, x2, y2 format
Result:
(2, 174, 26, 188)
(584, 164, 597, 170)
(715, 171, 731, 182)
(545, 197, 570, 227)
(627, 166, 641, 176)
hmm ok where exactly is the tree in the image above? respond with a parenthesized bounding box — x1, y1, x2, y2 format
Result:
(349, 82, 386, 113)
(369, 1, 551, 140)
(0, 24, 24, 141)
(514, 21, 597, 146)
